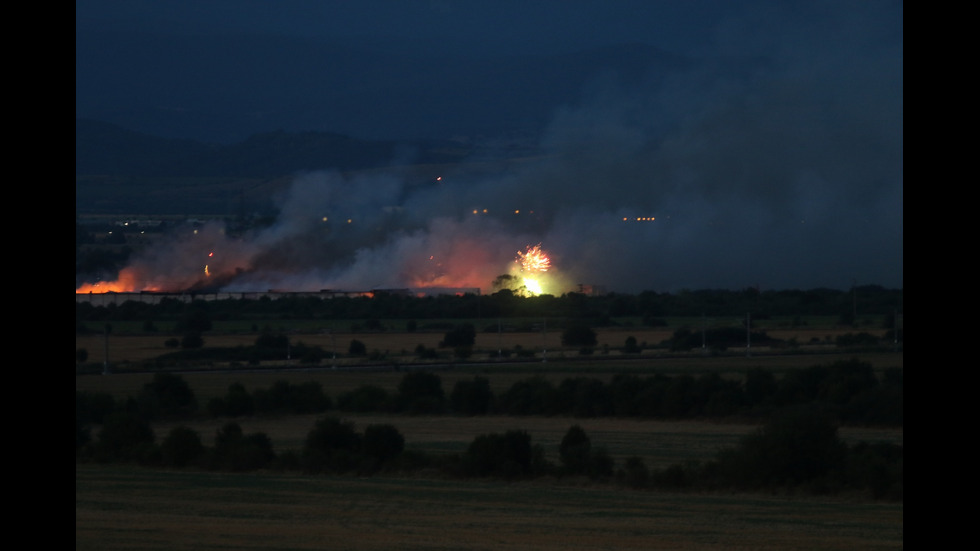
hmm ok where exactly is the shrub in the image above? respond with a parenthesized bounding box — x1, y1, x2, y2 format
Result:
(623, 336, 641, 354)
(397, 371, 445, 414)
(559, 425, 591, 475)
(160, 426, 204, 468)
(181, 332, 204, 349)
(561, 325, 597, 347)
(450, 377, 493, 415)
(336, 385, 392, 412)
(712, 406, 846, 488)
(138, 372, 197, 419)
(441, 324, 476, 348)
(96, 411, 155, 461)
(415, 344, 438, 359)
(836, 332, 880, 347)
(303, 417, 361, 473)
(252, 380, 331, 415)
(464, 430, 535, 478)
(348, 339, 367, 356)
(211, 422, 276, 471)
(618, 456, 650, 489)
(361, 424, 405, 469)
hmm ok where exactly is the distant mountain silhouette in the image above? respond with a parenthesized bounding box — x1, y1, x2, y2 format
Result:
(76, 118, 468, 178)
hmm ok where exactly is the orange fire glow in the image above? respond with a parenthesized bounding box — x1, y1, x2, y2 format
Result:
(75, 267, 166, 294)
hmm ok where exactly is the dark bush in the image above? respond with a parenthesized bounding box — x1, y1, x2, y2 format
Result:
(561, 324, 597, 347)
(397, 371, 445, 414)
(711, 406, 846, 488)
(76, 390, 117, 425)
(254, 332, 289, 349)
(415, 344, 438, 359)
(210, 422, 276, 471)
(336, 385, 392, 412)
(303, 417, 361, 473)
(252, 380, 331, 415)
(361, 424, 405, 470)
(497, 376, 558, 415)
(348, 339, 367, 355)
(623, 336, 641, 353)
(207, 382, 254, 417)
(181, 332, 204, 349)
(138, 372, 197, 419)
(464, 430, 535, 478)
(836, 332, 880, 347)
(618, 456, 650, 488)
(450, 377, 493, 415)
(96, 411, 155, 461)
(441, 324, 476, 348)
(559, 425, 592, 475)
(160, 426, 204, 468)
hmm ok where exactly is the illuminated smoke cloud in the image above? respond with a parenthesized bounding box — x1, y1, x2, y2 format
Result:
(77, 1, 901, 294)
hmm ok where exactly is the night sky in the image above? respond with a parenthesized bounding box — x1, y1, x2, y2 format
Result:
(76, 1, 903, 294)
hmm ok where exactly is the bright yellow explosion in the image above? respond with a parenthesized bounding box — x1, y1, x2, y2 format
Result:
(515, 244, 552, 296)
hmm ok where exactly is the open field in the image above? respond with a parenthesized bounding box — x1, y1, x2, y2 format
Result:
(78, 327, 903, 549)
(77, 464, 903, 551)
(76, 323, 899, 370)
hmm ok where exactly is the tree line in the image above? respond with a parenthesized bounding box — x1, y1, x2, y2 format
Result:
(76, 285, 902, 327)
(77, 358, 902, 500)
(76, 371, 901, 500)
(78, 357, 902, 427)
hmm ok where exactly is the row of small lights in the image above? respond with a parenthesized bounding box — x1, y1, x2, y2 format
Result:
(472, 209, 536, 215)
(623, 217, 656, 221)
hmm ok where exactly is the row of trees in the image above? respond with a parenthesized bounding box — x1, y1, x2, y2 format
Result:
(225, 359, 901, 424)
(76, 285, 903, 327)
(77, 358, 902, 429)
(76, 399, 902, 500)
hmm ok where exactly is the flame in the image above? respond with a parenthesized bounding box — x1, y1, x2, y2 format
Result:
(523, 277, 543, 295)
(517, 244, 550, 274)
(75, 266, 166, 294)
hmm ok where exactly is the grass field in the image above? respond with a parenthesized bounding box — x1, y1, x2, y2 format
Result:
(77, 327, 903, 549)
(76, 321, 896, 366)
(76, 464, 903, 551)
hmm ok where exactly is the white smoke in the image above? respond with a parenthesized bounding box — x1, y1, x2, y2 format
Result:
(93, 0, 902, 294)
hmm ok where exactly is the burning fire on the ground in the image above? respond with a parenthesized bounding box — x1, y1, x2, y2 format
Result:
(76, 233, 564, 297)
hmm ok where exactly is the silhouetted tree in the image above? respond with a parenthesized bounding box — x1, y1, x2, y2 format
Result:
(450, 377, 493, 415)
(559, 425, 592, 475)
(398, 371, 445, 414)
(561, 324, 597, 347)
(348, 339, 367, 355)
(160, 426, 204, 468)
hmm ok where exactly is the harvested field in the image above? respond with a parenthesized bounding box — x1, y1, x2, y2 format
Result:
(77, 464, 903, 551)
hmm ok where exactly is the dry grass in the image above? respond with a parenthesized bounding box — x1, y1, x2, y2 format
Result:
(77, 464, 903, 551)
(77, 345, 903, 550)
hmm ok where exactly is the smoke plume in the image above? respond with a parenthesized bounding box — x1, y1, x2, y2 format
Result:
(79, 1, 902, 294)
